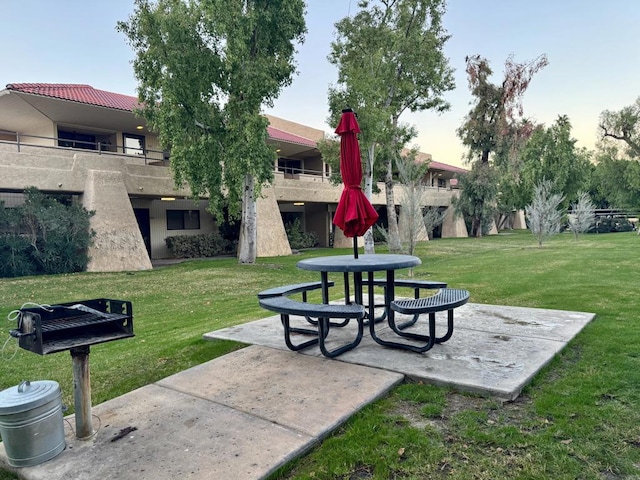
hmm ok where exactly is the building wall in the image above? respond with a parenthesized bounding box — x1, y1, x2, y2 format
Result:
(1, 98, 471, 270)
(305, 203, 331, 247)
(0, 191, 27, 207)
(130, 198, 216, 259)
(23, 121, 55, 146)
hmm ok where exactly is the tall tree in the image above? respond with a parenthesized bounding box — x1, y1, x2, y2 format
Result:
(591, 144, 640, 211)
(519, 115, 592, 208)
(452, 161, 499, 237)
(456, 54, 547, 236)
(118, 0, 306, 263)
(458, 54, 548, 165)
(328, 0, 454, 253)
(395, 150, 429, 256)
(599, 97, 640, 158)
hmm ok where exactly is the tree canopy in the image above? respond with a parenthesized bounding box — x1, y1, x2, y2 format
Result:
(455, 53, 547, 237)
(118, 0, 306, 263)
(326, 0, 454, 252)
(591, 145, 640, 211)
(518, 115, 592, 208)
(458, 54, 548, 164)
(593, 98, 640, 213)
(599, 97, 640, 158)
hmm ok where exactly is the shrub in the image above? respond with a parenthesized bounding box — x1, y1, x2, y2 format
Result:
(373, 225, 387, 244)
(165, 231, 234, 258)
(567, 192, 596, 239)
(285, 218, 318, 250)
(0, 187, 95, 277)
(525, 180, 565, 247)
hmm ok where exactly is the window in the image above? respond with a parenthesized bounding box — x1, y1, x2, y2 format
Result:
(0, 131, 17, 142)
(58, 130, 97, 150)
(278, 158, 302, 175)
(167, 210, 201, 230)
(123, 133, 145, 156)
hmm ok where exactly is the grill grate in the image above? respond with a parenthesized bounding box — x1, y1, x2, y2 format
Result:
(13, 299, 134, 355)
(40, 312, 126, 332)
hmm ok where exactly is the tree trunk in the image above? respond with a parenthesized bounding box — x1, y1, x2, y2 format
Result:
(385, 117, 404, 253)
(470, 149, 491, 237)
(385, 153, 402, 253)
(363, 144, 376, 254)
(472, 207, 482, 238)
(238, 174, 257, 264)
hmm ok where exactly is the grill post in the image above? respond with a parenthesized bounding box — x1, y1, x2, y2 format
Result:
(70, 346, 93, 439)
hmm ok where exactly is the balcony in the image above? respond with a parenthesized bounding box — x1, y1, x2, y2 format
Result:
(0, 131, 167, 166)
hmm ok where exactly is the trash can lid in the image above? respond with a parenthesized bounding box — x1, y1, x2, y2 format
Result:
(0, 381, 61, 414)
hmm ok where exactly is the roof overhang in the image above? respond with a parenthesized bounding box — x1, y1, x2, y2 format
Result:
(0, 90, 147, 134)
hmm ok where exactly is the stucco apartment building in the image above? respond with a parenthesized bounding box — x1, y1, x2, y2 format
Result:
(0, 83, 468, 272)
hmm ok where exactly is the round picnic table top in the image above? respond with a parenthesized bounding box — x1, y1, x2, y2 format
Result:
(297, 254, 421, 273)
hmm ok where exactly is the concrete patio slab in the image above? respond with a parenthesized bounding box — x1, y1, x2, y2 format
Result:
(204, 301, 596, 400)
(157, 346, 403, 438)
(0, 346, 402, 480)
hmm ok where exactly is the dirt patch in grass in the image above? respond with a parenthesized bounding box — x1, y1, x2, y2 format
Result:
(390, 390, 534, 432)
(347, 465, 374, 479)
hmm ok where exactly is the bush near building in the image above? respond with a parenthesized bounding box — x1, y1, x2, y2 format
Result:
(0, 187, 95, 278)
(165, 232, 235, 258)
(285, 218, 318, 250)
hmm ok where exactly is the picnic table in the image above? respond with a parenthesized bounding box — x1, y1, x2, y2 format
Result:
(259, 254, 469, 356)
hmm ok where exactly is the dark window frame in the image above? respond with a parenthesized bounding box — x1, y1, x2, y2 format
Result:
(166, 209, 201, 231)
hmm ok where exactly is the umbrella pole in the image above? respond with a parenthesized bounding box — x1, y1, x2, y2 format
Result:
(353, 236, 359, 258)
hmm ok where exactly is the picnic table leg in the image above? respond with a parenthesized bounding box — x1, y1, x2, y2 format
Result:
(282, 314, 320, 351)
(354, 271, 363, 305)
(317, 315, 364, 358)
(434, 309, 455, 343)
(367, 269, 437, 353)
(318, 271, 349, 328)
(321, 271, 330, 304)
(343, 272, 351, 304)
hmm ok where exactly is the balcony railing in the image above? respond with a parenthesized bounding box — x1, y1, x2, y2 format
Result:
(1, 131, 457, 190)
(0, 131, 167, 165)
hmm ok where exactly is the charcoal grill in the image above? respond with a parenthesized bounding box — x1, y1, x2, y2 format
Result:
(11, 299, 133, 355)
(10, 299, 134, 439)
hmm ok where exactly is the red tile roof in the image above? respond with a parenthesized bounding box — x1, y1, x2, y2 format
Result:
(7, 83, 139, 111)
(7, 83, 317, 148)
(5, 83, 466, 172)
(266, 126, 316, 148)
(429, 160, 467, 174)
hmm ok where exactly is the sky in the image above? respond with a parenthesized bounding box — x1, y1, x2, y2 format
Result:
(2, 0, 639, 167)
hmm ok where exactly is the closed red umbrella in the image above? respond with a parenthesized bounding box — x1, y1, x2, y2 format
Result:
(333, 109, 379, 258)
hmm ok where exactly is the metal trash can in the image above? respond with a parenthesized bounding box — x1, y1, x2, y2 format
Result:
(0, 380, 65, 467)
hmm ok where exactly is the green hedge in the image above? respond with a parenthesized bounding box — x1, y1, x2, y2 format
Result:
(165, 232, 234, 258)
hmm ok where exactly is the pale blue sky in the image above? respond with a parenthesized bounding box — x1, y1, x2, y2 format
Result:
(2, 1, 638, 166)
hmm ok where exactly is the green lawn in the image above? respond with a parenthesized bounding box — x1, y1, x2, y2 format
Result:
(1, 231, 639, 479)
